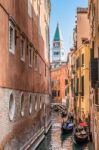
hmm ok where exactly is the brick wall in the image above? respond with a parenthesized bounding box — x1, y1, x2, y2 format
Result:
(0, 1, 49, 94)
(0, 0, 51, 149)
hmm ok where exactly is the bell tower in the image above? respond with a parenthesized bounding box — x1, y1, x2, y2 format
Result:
(51, 23, 66, 68)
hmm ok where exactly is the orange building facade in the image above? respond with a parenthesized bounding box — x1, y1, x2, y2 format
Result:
(51, 64, 68, 104)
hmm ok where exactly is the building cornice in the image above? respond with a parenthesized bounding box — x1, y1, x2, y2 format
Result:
(47, 0, 51, 16)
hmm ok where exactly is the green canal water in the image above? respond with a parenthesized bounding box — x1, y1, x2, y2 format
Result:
(34, 112, 94, 150)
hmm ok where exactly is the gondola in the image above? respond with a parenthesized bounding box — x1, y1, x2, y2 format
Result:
(61, 120, 74, 133)
(73, 125, 88, 144)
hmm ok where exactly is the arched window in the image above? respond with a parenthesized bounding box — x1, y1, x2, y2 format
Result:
(21, 94, 24, 117)
(9, 93, 15, 121)
(29, 95, 32, 114)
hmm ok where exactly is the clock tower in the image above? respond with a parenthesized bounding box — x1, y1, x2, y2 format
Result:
(51, 23, 66, 68)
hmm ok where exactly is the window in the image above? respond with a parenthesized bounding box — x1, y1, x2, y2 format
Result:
(71, 79, 73, 92)
(34, 54, 38, 70)
(29, 47, 32, 67)
(52, 90, 57, 97)
(65, 87, 69, 96)
(55, 43, 59, 48)
(58, 91, 60, 96)
(65, 79, 68, 85)
(77, 78, 79, 95)
(9, 94, 15, 121)
(40, 96, 42, 109)
(98, 47, 99, 58)
(81, 76, 84, 96)
(51, 81, 54, 88)
(21, 94, 24, 117)
(15, 30, 17, 46)
(9, 21, 15, 54)
(38, 0, 41, 34)
(35, 95, 37, 111)
(90, 41, 94, 59)
(29, 95, 32, 114)
(65, 89, 67, 96)
(46, 27, 49, 50)
(28, 0, 32, 17)
(95, 88, 99, 105)
(82, 38, 88, 44)
(81, 54, 84, 66)
(67, 87, 69, 94)
(20, 37, 25, 61)
(75, 78, 79, 96)
(54, 52, 60, 55)
(76, 57, 80, 69)
(39, 58, 41, 75)
(45, 64, 46, 77)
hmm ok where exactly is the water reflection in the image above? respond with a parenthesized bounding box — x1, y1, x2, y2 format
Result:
(36, 112, 93, 150)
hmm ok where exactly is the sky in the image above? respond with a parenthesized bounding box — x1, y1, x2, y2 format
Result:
(50, 0, 88, 57)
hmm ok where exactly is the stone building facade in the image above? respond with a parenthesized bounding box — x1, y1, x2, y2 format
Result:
(0, 0, 51, 149)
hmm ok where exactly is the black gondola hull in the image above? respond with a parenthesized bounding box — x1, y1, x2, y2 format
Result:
(62, 128, 73, 134)
(73, 135, 88, 144)
(61, 125, 73, 133)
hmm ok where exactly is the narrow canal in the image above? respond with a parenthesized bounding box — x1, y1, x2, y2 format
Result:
(31, 112, 94, 150)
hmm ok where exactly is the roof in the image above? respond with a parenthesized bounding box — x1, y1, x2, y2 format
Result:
(77, 8, 88, 13)
(51, 63, 67, 72)
(53, 23, 63, 41)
